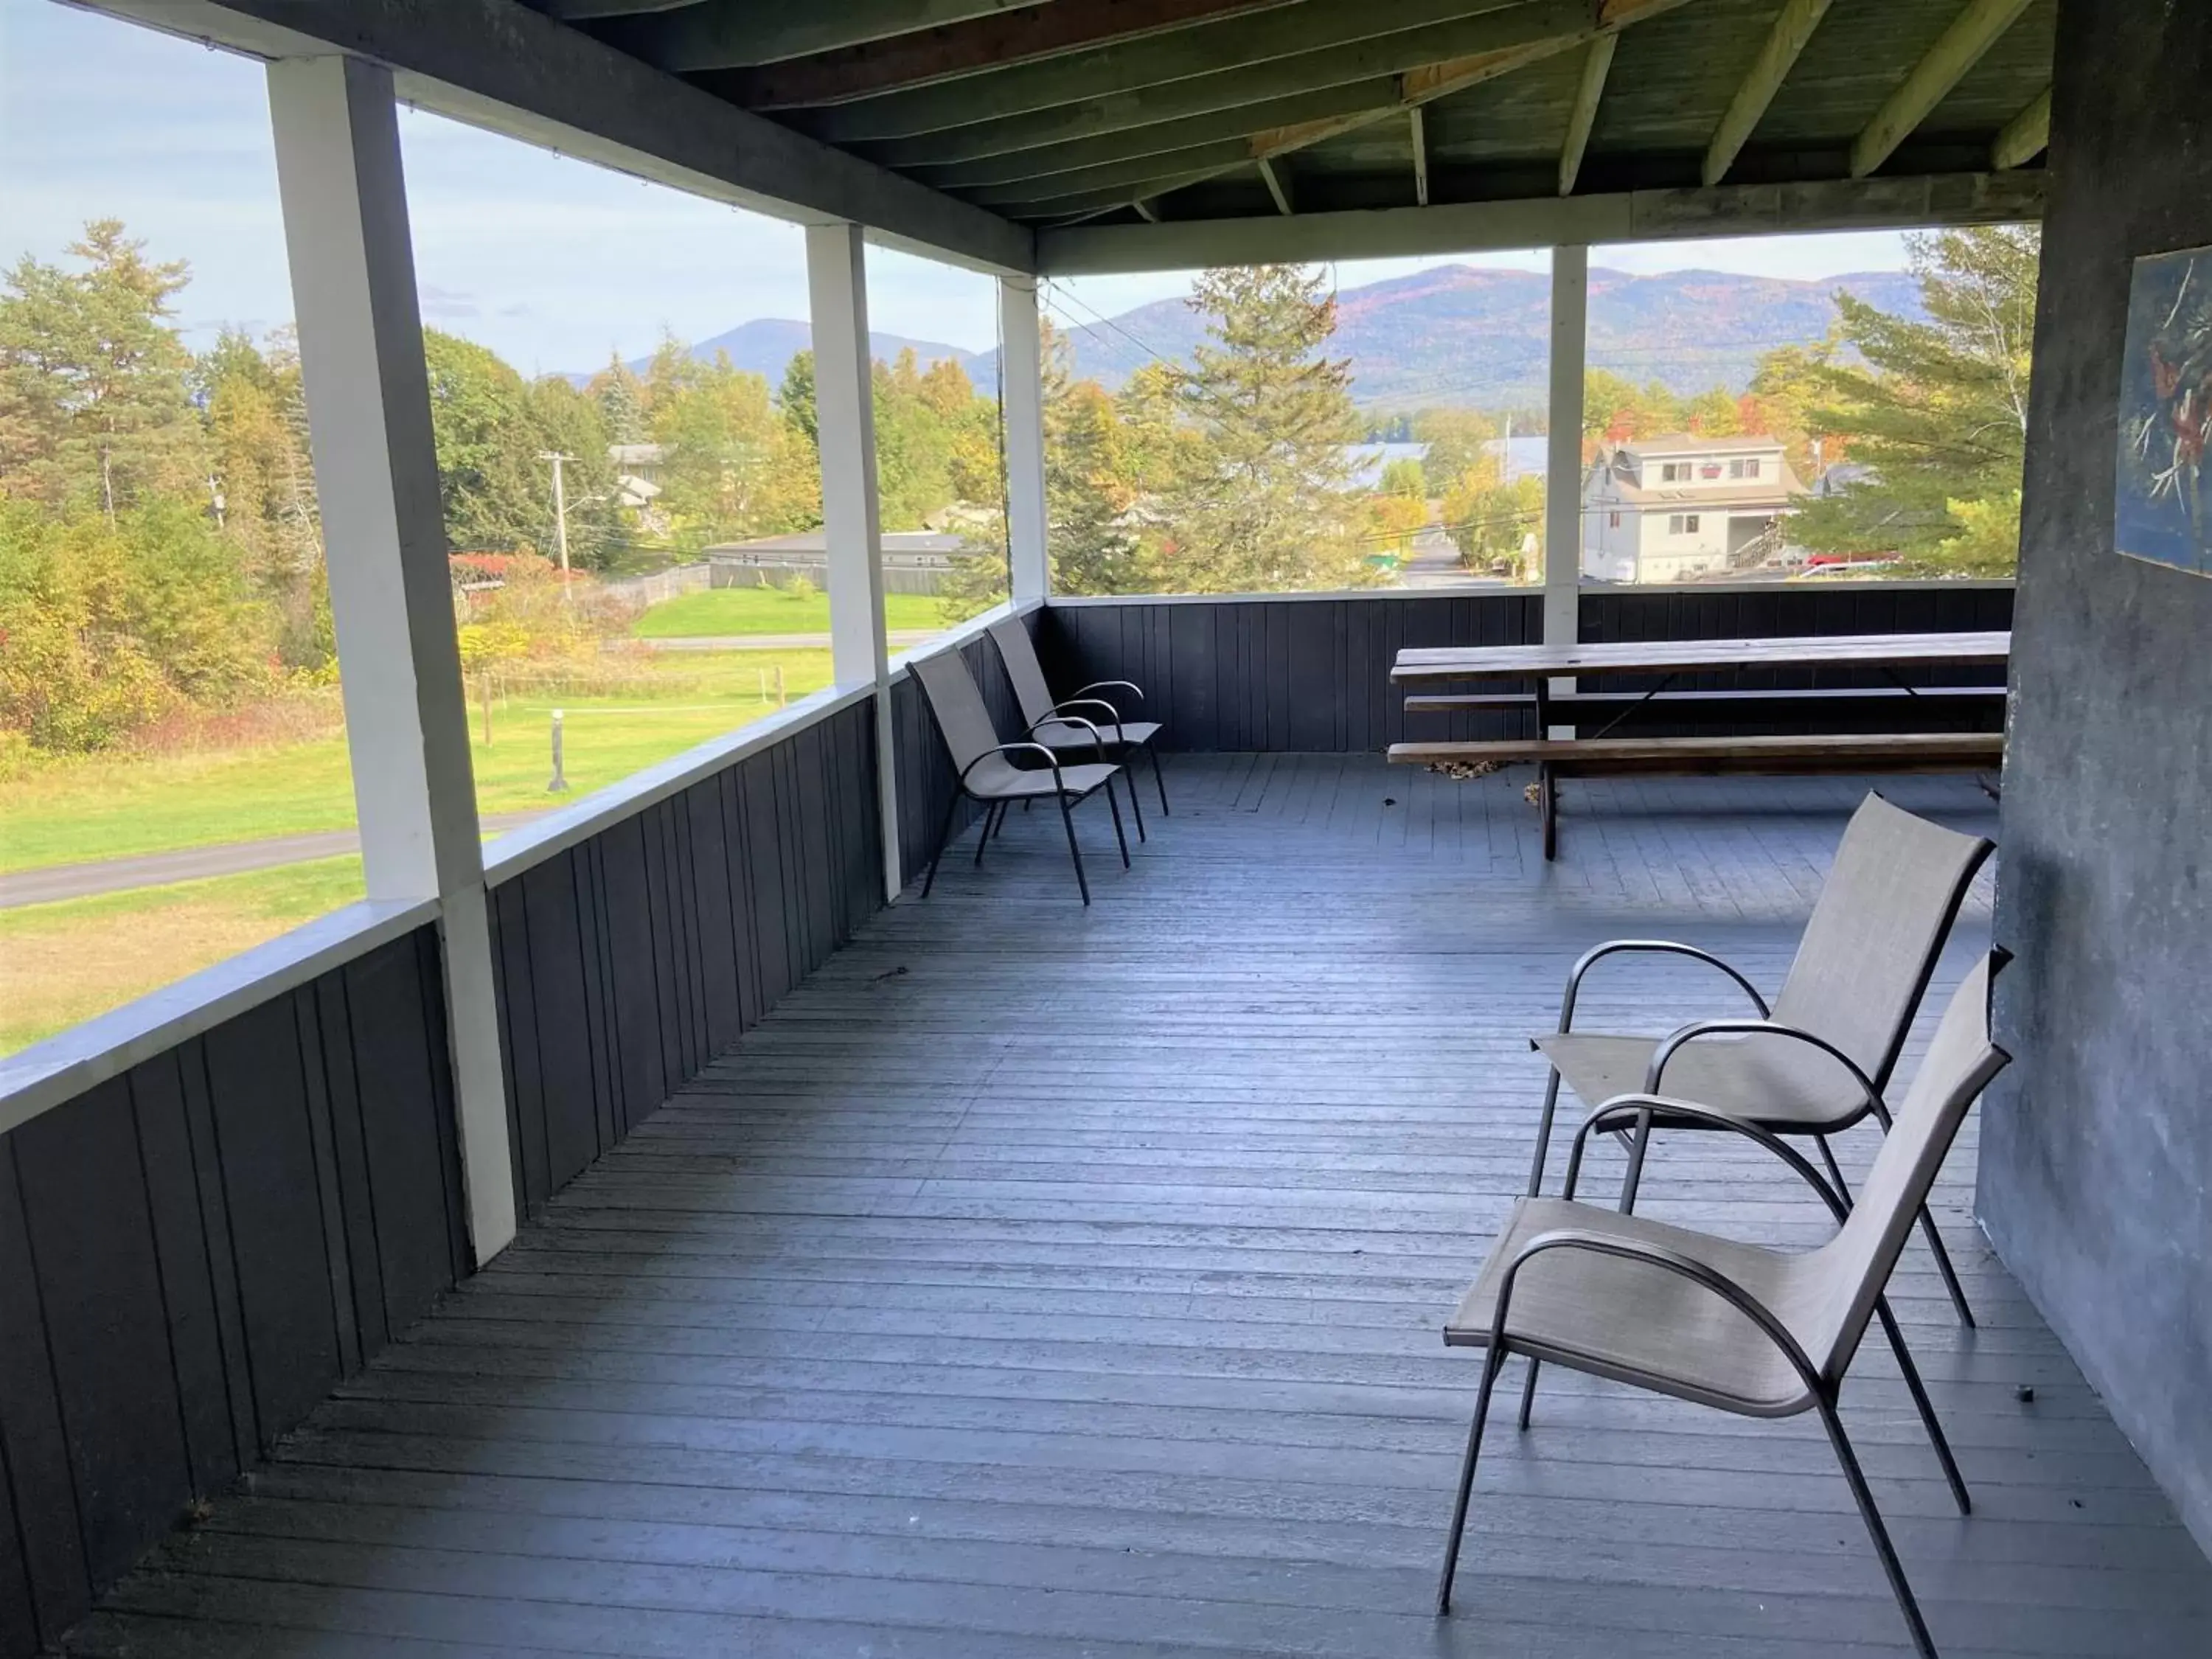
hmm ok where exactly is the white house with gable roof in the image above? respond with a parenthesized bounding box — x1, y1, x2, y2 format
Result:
(1580, 434, 1804, 583)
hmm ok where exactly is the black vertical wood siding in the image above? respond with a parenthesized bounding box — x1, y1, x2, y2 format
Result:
(1038, 587, 2009, 751)
(1036, 594, 1543, 751)
(490, 694, 883, 1214)
(0, 925, 462, 1655)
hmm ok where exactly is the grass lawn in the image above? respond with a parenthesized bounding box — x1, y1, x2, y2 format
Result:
(0, 649, 834, 874)
(632, 585, 947, 639)
(0, 856, 369, 1054)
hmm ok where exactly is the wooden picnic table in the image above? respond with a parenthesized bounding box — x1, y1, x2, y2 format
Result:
(1389, 630, 2012, 686)
(1387, 630, 2011, 859)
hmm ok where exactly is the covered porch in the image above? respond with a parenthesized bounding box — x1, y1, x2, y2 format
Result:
(5, 2, 2210, 1657)
(61, 759, 2212, 1656)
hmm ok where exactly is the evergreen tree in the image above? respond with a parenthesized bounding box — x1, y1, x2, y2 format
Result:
(0, 220, 207, 517)
(779, 349, 818, 450)
(591, 350, 649, 445)
(1162, 265, 1363, 591)
(1792, 226, 2039, 572)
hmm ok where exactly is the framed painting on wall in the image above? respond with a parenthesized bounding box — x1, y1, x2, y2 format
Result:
(2116, 243, 2212, 577)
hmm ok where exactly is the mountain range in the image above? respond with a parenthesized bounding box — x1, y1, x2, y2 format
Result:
(582, 265, 1922, 413)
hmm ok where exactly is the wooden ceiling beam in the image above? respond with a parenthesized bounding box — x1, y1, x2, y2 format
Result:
(1992, 85, 2051, 170)
(1257, 156, 1295, 215)
(1702, 0, 1833, 187)
(602, 0, 1050, 72)
(809, 0, 1579, 147)
(1557, 33, 1616, 195)
(538, 1, 701, 18)
(1038, 170, 2047, 273)
(1849, 0, 2034, 178)
(717, 0, 1297, 110)
(1410, 106, 1429, 206)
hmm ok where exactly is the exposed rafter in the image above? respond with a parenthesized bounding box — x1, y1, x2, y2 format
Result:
(1132, 196, 1163, 223)
(811, 0, 1593, 151)
(1257, 156, 1295, 215)
(1992, 86, 2051, 170)
(1850, 0, 2034, 178)
(1557, 33, 1616, 196)
(987, 0, 1691, 223)
(1702, 0, 1834, 187)
(1410, 105, 1430, 206)
(605, 0, 1048, 72)
(1039, 170, 2047, 273)
(717, 0, 1295, 109)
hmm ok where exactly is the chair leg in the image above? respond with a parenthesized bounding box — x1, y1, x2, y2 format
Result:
(1149, 745, 1170, 815)
(1817, 1134, 1853, 1200)
(1815, 1390, 1942, 1659)
(1516, 1355, 1543, 1431)
(920, 791, 963, 899)
(1873, 1297, 1972, 1515)
(1526, 1066, 1564, 1199)
(1104, 777, 1131, 869)
(973, 801, 1002, 869)
(1122, 759, 1147, 842)
(1436, 1342, 1508, 1616)
(1868, 1103, 1975, 1329)
(1057, 795, 1091, 905)
(1618, 1106, 1655, 1213)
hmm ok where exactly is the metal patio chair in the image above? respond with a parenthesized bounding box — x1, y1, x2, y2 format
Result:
(910, 646, 1130, 906)
(1523, 793, 1992, 1343)
(987, 615, 1170, 824)
(1438, 952, 2011, 1659)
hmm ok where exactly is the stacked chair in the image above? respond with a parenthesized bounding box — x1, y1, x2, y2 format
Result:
(1437, 793, 2003, 1659)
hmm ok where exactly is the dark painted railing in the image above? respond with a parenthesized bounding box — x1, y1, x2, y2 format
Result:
(0, 925, 462, 1654)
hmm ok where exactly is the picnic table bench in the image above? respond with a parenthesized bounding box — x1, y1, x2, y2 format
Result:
(1387, 631, 2010, 858)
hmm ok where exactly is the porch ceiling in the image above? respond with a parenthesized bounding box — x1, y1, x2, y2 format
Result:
(86, 0, 2053, 274)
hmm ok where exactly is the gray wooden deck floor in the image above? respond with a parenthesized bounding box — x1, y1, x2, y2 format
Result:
(71, 757, 2212, 1658)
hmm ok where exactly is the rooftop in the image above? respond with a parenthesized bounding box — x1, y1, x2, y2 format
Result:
(73, 757, 2212, 1658)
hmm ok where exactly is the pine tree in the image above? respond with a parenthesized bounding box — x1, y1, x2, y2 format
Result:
(591, 350, 649, 445)
(1161, 265, 1364, 591)
(1792, 226, 2039, 573)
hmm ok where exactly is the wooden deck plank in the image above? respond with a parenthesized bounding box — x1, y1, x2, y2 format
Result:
(69, 757, 2211, 1658)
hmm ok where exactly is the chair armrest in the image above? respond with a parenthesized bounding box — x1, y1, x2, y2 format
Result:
(1550, 940, 1770, 1037)
(1027, 712, 1108, 763)
(1045, 698, 1125, 738)
(1565, 1093, 1848, 1222)
(959, 742, 1064, 793)
(1487, 1226, 1821, 1398)
(1644, 1019, 1880, 1118)
(1075, 679, 1144, 706)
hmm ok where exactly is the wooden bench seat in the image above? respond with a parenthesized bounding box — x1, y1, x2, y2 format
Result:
(1387, 732, 2005, 858)
(1402, 686, 2008, 726)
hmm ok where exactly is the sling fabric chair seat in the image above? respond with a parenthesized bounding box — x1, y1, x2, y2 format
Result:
(989, 616, 1168, 819)
(1534, 1029, 1868, 1128)
(1439, 953, 2012, 1659)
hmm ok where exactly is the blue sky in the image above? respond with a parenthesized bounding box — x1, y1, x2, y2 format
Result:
(4, 0, 1915, 372)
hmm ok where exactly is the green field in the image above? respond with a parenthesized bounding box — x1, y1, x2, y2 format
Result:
(0, 650, 834, 874)
(0, 649, 838, 1054)
(631, 585, 948, 639)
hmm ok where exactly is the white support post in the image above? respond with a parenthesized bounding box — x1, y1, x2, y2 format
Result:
(998, 275, 1049, 605)
(1545, 244, 1589, 735)
(807, 222, 901, 903)
(266, 55, 515, 1262)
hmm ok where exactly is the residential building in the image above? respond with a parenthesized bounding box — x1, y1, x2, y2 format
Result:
(1580, 433, 1804, 583)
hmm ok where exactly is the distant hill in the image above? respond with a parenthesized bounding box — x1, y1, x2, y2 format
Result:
(570, 264, 1921, 412)
(574, 319, 995, 394)
(1049, 264, 1924, 410)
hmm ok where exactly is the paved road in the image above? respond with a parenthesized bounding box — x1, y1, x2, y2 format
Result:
(637, 629, 945, 652)
(1394, 523, 1517, 589)
(1, 810, 549, 911)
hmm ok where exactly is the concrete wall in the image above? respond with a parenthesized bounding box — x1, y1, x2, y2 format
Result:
(1979, 0, 2212, 1554)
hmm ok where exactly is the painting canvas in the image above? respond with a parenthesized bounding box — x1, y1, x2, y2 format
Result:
(2115, 244, 2212, 577)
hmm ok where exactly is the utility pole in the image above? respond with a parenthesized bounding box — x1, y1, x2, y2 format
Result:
(538, 451, 574, 579)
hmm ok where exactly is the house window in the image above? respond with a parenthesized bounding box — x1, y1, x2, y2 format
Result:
(1660, 462, 1686, 481)
(1609, 511, 1621, 528)
(1686, 514, 1700, 532)
(1669, 513, 1701, 535)
(1730, 458, 1763, 479)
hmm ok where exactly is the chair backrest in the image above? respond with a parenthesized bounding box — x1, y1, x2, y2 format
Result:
(1770, 793, 1994, 1088)
(988, 616, 1057, 728)
(1806, 951, 2011, 1382)
(910, 647, 1005, 776)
